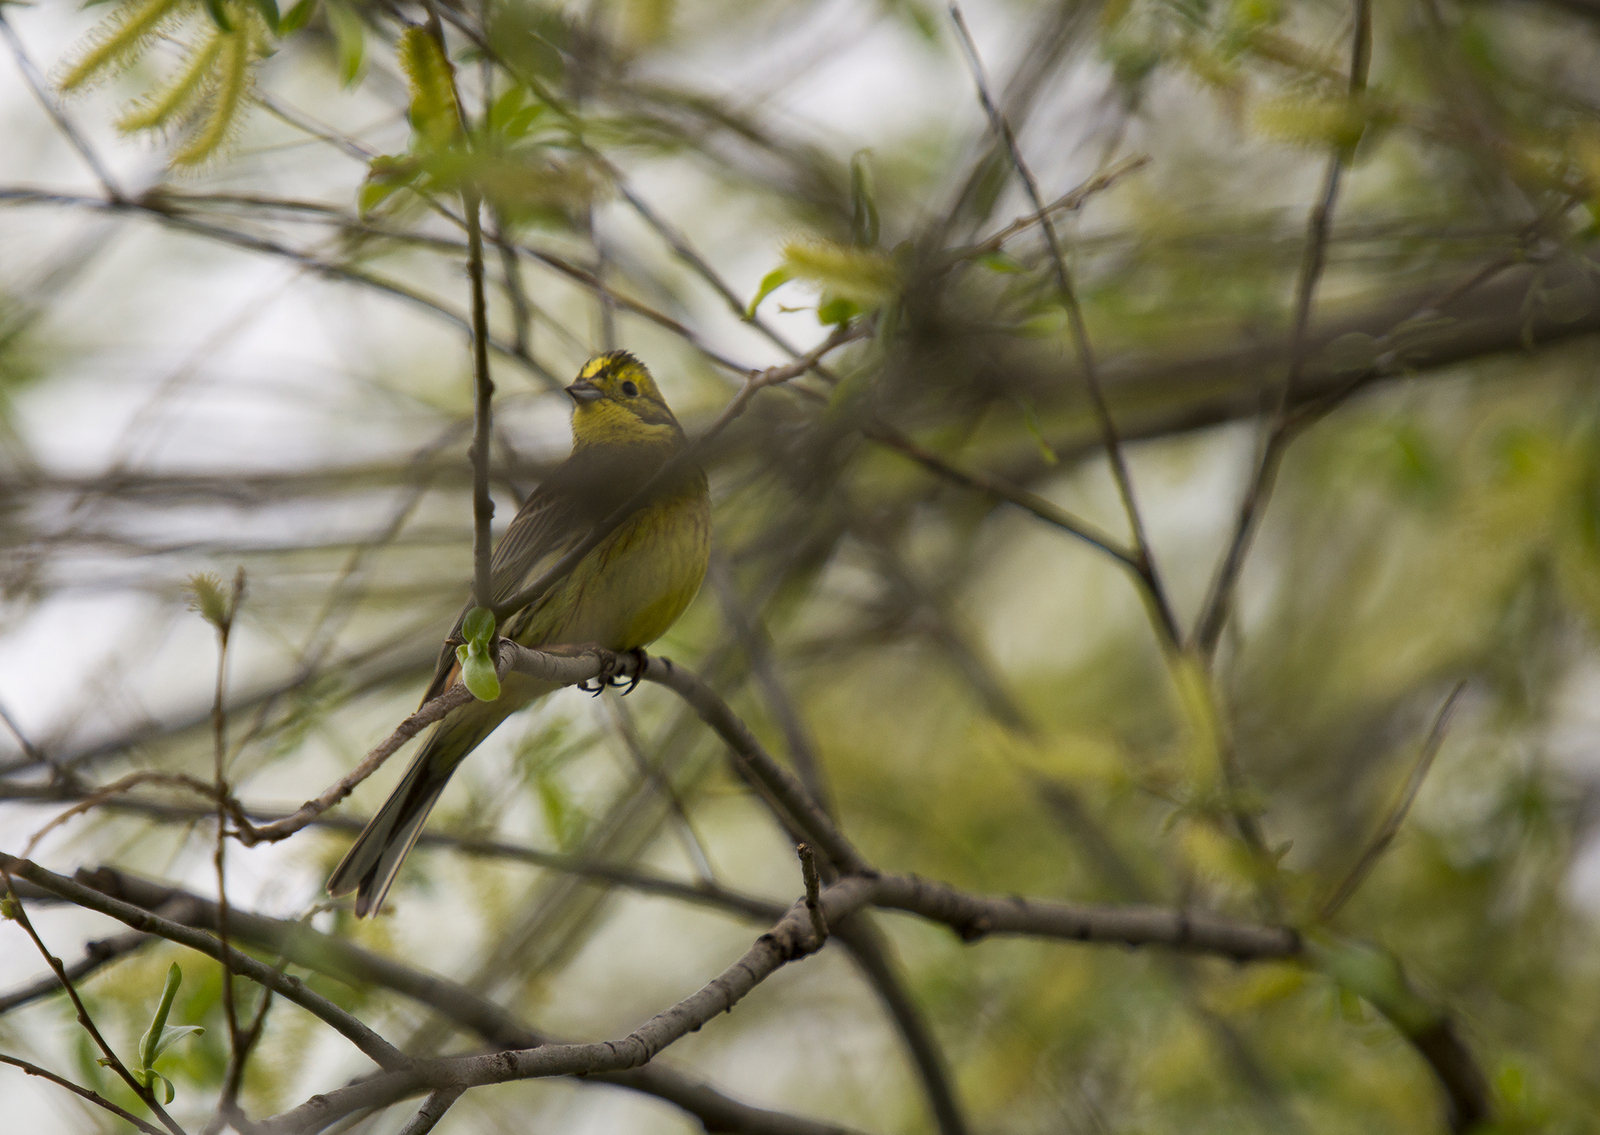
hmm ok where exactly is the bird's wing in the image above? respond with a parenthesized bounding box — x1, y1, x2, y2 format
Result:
(417, 447, 660, 705)
(418, 479, 589, 705)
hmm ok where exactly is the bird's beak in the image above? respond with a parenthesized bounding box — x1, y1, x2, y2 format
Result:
(566, 379, 603, 404)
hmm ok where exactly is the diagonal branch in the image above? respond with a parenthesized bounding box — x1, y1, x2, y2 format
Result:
(1190, 0, 1373, 660)
(0, 13, 122, 201)
(0, 854, 406, 1071)
(0, 874, 185, 1135)
(1320, 681, 1467, 921)
(0, 1053, 163, 1135)
(78, 867, 863, 1135)
(949, 4, 1179, 647)
(253, 878, 875, 1135)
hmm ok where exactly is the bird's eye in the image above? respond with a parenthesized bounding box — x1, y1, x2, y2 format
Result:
(621, 381, 639, 397)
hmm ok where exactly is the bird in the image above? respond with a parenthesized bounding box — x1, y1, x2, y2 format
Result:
(328, 351, 711, 916)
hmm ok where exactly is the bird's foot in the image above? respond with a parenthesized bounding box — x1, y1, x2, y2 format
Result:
(579, 647, 648, 696)
(615, 648, 648, 695)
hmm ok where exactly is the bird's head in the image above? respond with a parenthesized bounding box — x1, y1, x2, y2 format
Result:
(566, 351, 686, 449)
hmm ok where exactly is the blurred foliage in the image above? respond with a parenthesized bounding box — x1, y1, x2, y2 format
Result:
(5, 0, 1600, 1133)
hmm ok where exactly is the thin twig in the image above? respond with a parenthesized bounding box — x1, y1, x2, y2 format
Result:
(232, 640, 637, 845)
(23, 770, 229, 857)
(1321, 681, 1468, 920)
(0, 876, 185, 1135)
(254, 877, 878, 1135)
(75, 864, 860, 1135)
(954, 153, 1151, 262)
(396, 1089, 464, 1135)
(0, 1053, 163, 1135)
(209, 569, 246, 1086)
(0, 854, 407, 1070)
(949, 4, 1179, 647)
(797, 844, 828, 946)
(0, 930, 152, 1017)
(864, 421, 1136, 566)
(1191, 0, 1373, 660)
(0, 13, 123, 201)
(464, 189, 498, 611)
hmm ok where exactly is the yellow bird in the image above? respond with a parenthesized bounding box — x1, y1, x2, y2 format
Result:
(328, 351, 711, 916)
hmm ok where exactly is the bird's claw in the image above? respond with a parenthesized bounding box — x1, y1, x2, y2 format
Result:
(617, 648, 648, 695)
(579, 648, 648, 696)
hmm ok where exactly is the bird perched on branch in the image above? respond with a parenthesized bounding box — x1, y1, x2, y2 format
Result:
(328, 351, 711, 916)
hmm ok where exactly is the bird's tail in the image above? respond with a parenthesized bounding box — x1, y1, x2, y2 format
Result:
(327, 713, 501, 917)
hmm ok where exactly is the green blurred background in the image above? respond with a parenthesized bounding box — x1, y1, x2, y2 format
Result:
(3, 0, 1600, 1131)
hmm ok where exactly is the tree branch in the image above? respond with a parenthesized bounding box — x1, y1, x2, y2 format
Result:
(254, 878, 876, 1135)
(1320, 681, 1467, 920)
(76, 867, 865, 1135)
(0, 855, 406, 1070)
(0, 874, 185, 1135)
(1190, 0, 1373, 660)
(949, 4, 1179, 647)
(0, 1053, 163, 1135)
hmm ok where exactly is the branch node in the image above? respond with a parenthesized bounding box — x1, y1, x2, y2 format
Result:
(797, 843, 828, 948)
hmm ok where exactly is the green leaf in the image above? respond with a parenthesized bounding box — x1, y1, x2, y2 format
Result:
(817, 296, 860, 326)
(850, 150, 879, 247)
(457, 608, 500, 701)
(457, 643, 502, 701)
(324, 0, 365, 87)
(358, 177, 403, 216)
(746, 266, 792, 320)
(201, 0, 233, 33)
(1305, 937, 1439, 1036)
(462, 606, 496, 644)
(184, 573, 230, 627)
(781, 239, 898, 306)
(138, 963, 183, 1071)
(976, 250, 1026, 273)
(1019, 399, 1058, 466)
(253, 0, 280, 33)
(150, 1024, 205, 1061)
(279, 0, 316, 34)
(157, 1073, 175, 1105)
(397, 26, 462, 149)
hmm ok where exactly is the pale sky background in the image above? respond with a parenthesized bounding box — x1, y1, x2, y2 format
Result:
(5, 1, 1599, 1130)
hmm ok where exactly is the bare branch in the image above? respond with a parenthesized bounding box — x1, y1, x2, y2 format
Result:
(1321, 682, 1468, 920)
(0, 1053, 163, 1135)
(0, 854, 406, 1071)
(232, 683, 476, 845)
(870, 873, 1299, 960)
(949, 4, 1179, 647)
(0, 13, 122, 201)
(254, 878, 879, 1135)
(80, 868, 859, 1135)
(395, 1089, 464, 1135)
(0, 875, 186, 1135)
(797, 844, 827, 946)
(1191, 0, 1374, 659)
